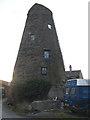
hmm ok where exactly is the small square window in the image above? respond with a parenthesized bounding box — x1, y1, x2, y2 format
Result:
(48, 24, 52, 29)
(41, 67, 47, 75)
(44, 50, 50, 59)
(30, 35, 35, 40)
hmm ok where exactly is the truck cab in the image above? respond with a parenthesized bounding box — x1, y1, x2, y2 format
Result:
(64, 79, 90, 116)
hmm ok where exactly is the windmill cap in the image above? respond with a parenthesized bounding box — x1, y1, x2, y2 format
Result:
(28, 3, 52, 16)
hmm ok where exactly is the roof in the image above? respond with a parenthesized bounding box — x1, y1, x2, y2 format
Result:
(28, 3, 52, 15)
(77, 79, 90, 86)
(65, 70, 83, 80)
(0, 80, 10, 86)
(67, 79, 90, 86)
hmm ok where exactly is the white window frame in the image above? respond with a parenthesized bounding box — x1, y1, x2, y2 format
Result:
(41, 67, 47, 75)
(44, 50, 50, 59)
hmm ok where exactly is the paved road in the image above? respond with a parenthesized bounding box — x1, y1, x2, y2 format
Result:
(2, 99, 24, 118)
(0, 99, 2, 120)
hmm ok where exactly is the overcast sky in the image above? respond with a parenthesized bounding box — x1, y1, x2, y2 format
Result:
(0, 0, 88, 82)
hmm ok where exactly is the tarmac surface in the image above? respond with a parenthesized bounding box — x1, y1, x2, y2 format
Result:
(2, 99, 23, 118)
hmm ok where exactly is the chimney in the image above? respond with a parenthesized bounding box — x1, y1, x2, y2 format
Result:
(69, 65, 72, 72)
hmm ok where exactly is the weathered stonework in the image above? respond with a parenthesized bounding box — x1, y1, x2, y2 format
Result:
(48, 85, 64, 100)
(12, 3, 65, 84)
(10, 3, 65, 100)
(30, 100, 61, 111)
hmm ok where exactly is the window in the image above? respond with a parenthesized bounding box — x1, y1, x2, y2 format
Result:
(30, 35, 35, 40)
(65, 87, 70, 95)
(41, 67, 47, 75)
(44, 51, 50, 59)
(48, 24, 52, 29)
(70, 87, 76, 95)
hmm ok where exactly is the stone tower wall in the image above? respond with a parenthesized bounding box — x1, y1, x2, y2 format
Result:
(12, 3, 65, 85)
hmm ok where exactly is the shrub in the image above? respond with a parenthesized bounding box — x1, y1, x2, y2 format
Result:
(12, 79, 51, 102)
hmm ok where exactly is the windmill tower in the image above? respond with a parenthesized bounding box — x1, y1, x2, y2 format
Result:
(11, 3, 65, 100)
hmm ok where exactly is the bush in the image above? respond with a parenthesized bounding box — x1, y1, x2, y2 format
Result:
(12, 79, 51, 102)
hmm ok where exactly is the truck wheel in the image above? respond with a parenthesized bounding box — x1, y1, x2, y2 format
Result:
(86, 110, 90, 117)
(71, 110, 77, 113)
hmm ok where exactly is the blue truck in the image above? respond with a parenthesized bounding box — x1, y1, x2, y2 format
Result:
(64, 79, 90, 115)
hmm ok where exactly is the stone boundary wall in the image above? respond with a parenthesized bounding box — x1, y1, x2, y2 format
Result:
(29, 100, 61, 111)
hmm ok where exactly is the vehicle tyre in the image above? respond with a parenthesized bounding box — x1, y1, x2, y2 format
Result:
(71, 110, 77, 113)
(86, 110, 90, 117)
